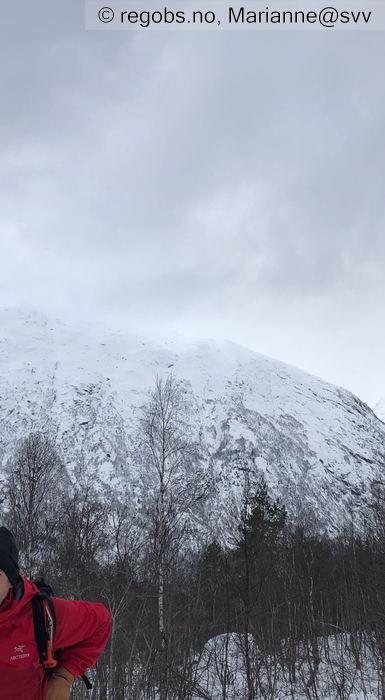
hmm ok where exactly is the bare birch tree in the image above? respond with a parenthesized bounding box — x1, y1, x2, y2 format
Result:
(5, 432, 67, 576)
(136, 374, 207, 699)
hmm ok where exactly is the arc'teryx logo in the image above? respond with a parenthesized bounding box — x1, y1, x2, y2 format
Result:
(10, 643, 31, 661)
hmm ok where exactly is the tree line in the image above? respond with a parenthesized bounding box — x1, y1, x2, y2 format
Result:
(1, 375, 385, 699)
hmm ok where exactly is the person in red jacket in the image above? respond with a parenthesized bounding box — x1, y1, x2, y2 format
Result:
(0, 527, 112, 700)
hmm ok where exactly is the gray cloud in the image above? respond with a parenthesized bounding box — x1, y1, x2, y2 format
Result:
(1, 0, 385, 405)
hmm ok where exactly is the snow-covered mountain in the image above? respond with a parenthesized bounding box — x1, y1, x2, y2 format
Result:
(0, 308, 384, 534)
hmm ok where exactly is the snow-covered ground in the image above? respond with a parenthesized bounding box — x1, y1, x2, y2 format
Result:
(193, 632, 382, 700)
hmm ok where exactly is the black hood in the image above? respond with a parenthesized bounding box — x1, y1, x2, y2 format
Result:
(0, 527, 20, 586)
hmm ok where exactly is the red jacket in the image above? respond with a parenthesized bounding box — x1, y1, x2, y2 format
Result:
(0, 574, 112, 699)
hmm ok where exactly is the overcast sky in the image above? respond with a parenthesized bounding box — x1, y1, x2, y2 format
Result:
(0, 1, 384, 407)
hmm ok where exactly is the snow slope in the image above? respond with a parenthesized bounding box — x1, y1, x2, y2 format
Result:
(0, 308, 384, 534)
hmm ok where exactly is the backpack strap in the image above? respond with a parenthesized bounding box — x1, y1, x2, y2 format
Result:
(32, 582, 93, 690)
(32, 593, 59, 670)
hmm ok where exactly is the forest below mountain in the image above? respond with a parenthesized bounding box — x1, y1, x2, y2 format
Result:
(1, 375, 385, 699)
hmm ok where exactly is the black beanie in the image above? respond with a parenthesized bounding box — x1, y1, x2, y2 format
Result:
(0, 527, 20, 586)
